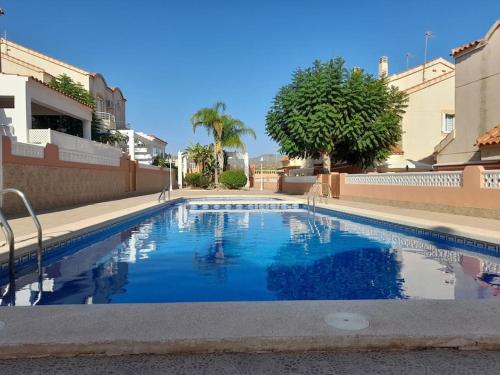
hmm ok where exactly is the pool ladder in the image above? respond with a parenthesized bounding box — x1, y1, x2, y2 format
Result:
(158, 184, 171, 202)
(306, 181, 331, 215)
(0, 189, 43, 305)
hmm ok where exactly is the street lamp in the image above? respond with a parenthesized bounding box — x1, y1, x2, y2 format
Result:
(260, 156, 264, 191)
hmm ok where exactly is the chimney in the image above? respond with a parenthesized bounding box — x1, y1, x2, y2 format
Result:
(378, 56, 388, 78)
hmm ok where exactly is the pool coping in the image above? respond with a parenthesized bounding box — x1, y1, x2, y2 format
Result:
(0, 299, 500, 358)
(0, 194, 500, 358)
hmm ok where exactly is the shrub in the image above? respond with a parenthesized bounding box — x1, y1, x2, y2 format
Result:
(184, 172, 211, 188)
(220, 170, 247, 189)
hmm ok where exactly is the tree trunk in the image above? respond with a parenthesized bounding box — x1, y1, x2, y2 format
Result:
(322, 152, 331, 173)
(213, 145, 219, 186)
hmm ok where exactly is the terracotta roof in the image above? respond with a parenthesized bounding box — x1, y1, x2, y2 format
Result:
(476, 124, 500, 147)
(29, 76, 94, 109)
(451, 40, 483, 56)
(391, 145, 404, 155)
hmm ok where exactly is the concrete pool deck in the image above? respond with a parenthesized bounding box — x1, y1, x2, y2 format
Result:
(0, 190, 500, 359)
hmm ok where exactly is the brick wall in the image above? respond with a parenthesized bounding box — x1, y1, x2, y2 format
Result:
(1, 136, 176, 215)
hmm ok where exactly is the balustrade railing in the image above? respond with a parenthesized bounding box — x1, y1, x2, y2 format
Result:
(28, 129, 122, 166)
(483, 170, 500, 189)
(345, 171, 463, 187)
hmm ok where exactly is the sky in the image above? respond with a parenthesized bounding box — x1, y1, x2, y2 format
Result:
(1, 0, 499, 157)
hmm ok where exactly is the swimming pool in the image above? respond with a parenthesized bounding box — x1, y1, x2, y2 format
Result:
(2, 199, 500, 306)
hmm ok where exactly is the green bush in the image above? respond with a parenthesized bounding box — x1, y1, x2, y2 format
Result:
(220, 170, 247, 189)
(184, 172, 211, 188)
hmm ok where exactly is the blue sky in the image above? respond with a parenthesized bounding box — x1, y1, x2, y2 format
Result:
(1, 0, 499, 156)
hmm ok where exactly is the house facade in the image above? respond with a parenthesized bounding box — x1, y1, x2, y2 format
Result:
(379, 57, 455, 171)
(0, 38, 126, 130)
(436, 20, 500, 168)
(0, 38, 169, 164)
(0, 74, 93, 142)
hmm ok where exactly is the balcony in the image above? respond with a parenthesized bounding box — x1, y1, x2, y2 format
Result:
(95, 111, 116, 130)
(28, 129, 123, 166)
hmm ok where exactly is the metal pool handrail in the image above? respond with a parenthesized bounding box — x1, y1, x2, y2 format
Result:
(0, 188, 43, 279)
(158, 185, 171, 202)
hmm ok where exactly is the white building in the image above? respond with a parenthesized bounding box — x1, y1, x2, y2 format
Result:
(0, 37, 168, 165)
(120, 130, 167, 164)
(0, 74, 93, 142)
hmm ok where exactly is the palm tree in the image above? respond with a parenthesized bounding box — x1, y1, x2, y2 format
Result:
(191, 102, 255, 185)
(221, 118, 256, 151)
(185, 143, 215, 176)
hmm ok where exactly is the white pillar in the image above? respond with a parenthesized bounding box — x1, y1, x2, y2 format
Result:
(177, 151, 183, 189)
(82, 119, 91, 140)
(127, 130, 135, 160)
(242, 152, 250, 188)
(17, 90, 31, 143)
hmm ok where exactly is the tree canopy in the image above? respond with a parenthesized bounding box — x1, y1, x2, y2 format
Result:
(266, 58, 407, 169)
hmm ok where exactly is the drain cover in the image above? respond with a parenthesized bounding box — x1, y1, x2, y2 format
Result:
(324, 312, 369, 331)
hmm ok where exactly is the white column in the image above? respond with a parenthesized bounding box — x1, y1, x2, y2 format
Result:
(242, 152, 250, 188)
(127, 130, 135, 160)
(177, 151, 183, 189)
(82, 119, 91, 140)
(17, 90, 31, 143)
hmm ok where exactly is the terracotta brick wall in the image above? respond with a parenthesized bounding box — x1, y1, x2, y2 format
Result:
(3, 164, 128, 214)
(136, 166, 177, 195)
(1, 136, 175, 215)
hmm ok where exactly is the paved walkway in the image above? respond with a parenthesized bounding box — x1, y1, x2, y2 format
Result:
(0, 350, 498, 374)
(1, 189, 499, 258)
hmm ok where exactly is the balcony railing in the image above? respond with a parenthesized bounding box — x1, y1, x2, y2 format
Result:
(28, 129, 122, 166)
(95, 111, 117, 129)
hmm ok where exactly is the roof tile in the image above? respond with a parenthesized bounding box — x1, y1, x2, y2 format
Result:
(451, 40, 483, 56)
(476, 124, 500, 147)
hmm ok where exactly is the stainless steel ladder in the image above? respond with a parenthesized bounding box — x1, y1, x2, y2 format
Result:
(158, 184, 171, 202)
(0, 189, 43, 279)
(306, 181, 331, 214)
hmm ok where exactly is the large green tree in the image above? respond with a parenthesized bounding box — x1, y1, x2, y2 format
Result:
(191, 102, 255, 185)
(266, 58, 407, 170)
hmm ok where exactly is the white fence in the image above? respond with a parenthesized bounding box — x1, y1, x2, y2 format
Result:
(483, 170, 500, 189)
(284, 176, 317, 184)
(28, 129, 122, 166)
(11, 141, 45, 159)
(345, 171, 463, 188)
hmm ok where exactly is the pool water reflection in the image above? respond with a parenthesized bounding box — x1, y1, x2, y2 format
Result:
(2, 203, 500, 306)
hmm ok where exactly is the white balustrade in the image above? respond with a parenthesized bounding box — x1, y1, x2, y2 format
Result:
(28, 129, 122, 166)
(483, 170, 500, 189)
(11, 141, 45, 159)
(284, 176, 317, 184)
(345, 171, 463, 187)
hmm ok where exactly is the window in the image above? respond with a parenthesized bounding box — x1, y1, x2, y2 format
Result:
(442, 113, 455, 133)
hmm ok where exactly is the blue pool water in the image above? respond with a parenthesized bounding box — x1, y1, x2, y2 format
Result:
(2, 200, 500, 306)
